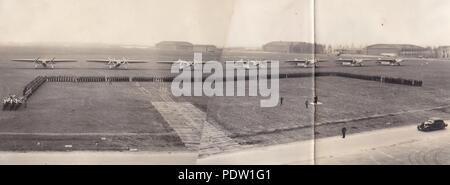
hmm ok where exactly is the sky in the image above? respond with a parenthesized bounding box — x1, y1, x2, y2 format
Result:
(316, 0, 450, 47)
(225, 0, 313, 47)
(0, 0, 235, 47)
(0, 0, 450, 47)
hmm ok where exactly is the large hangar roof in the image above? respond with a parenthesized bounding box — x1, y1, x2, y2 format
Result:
(263, 41, 313, 47)
(155, 41, 193, 47)
(366, 44, 425, 49)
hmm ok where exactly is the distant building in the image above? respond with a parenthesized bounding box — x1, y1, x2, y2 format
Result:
(155, 41, 193, 51)
(335, 48, 364, 55)
(262, 41, 325, 54)
(436, 46, 450, 58)
(366, 44, 433, 58)
(193, 45, 220, 53)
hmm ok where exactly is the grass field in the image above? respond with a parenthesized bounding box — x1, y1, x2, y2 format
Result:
(2, 45, 450, 153)
(204, 78, 314, 145)
(0, 82, 185, 151)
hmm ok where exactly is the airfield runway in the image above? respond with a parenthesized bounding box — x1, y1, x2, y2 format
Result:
(2, 46, 450, 164)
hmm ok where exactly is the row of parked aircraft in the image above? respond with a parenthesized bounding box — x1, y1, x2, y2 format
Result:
(11, 57, 148, 69)
(10, 57, 273, 69)
(286, 54, 405, 67)
(10, 54, 405, 69)
(11, 57, 203, 69)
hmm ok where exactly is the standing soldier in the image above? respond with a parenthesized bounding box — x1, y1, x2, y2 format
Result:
(305, 100, 309, 108)
(341, 127, 347, 139)
(280, 97, 284, 106)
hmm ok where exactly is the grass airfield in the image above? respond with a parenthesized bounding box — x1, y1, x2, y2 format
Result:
(1, 46, 450, 163)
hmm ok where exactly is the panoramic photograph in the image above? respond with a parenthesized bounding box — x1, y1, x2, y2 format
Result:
(1, 0, 450, 165)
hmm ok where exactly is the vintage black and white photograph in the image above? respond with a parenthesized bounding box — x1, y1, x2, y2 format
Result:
(0, 0, 449, 165)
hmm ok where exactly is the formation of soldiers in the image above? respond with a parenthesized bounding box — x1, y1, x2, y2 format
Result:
(2, 76, 46, 111)
(78, 76, 107, 82)
(46, 76, 132, 83)
(380, 77, 423, 86)
(47, 76, 78, 82)
(19, 74, 424, 87)
(334, 72, 423, 87)
(2, 94, 26, 111)
(23, 76, 47, 98)
(132, 76, 173, 82)
(45, 76, 175, 83)
(45, 75, 178, 83)
(132, 77, 155, 82)
(107, 76, 130, 82)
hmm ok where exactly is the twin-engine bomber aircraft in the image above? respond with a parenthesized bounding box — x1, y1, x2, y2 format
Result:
(337, 57, 404, 67)
(285, 58, 328, 68)
(86, 57, 148, 69)
(158, 59, 206, 70)
(376, 58, 404, 66)
(225, 59, 272, 69)
(12, 57, 77, 69)
(336, 53, 405, 67)
(336, 58, 367, 67)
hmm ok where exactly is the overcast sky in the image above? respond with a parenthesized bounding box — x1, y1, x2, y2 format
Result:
(0, 0, 235, 47)
(316, 0, 450, 47)
(0, 0, 449, 47)
(225, 0, 313, 47)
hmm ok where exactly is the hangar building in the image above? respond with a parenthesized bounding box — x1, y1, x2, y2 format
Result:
(366, 44, 433, 58)
(155, 41, 193, 51)
(335, 48, 364, 55)
(193, 45, 221, 53)
(262, 41, 325, 54)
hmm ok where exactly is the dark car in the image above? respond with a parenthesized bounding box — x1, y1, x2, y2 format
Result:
(417, 118, 448, 132)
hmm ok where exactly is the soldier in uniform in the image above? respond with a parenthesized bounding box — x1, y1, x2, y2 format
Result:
(2, 96, 10, 110)
(341, 127, 347, 139)
(9, 95, 16, 110)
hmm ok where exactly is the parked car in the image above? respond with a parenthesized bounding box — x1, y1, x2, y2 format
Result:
(417, 118, 448, 131)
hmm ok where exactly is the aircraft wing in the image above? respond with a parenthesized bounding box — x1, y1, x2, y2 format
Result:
(316, 59, 329, 62)
(336, 58, 353, 61)
(193, 61, 207, 64)
(284, 59, 307, 63)
(11, 59, 39, 62)
(157, 61, 179, 64)
(376, 58, 397, 62)
(284, 59, 328, 63)
(52, 59, 77, 62)
(86, 59, 110, 63)
(225, 60, 245, 63)
(126, 60, 147, 63)
(157, 60, 205, 64)
(336, 58, 361, 62)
